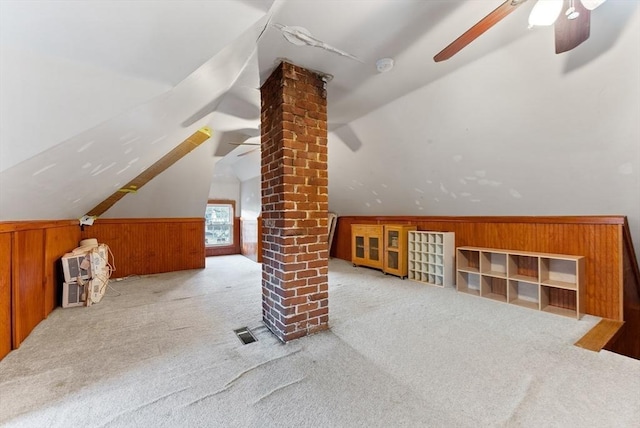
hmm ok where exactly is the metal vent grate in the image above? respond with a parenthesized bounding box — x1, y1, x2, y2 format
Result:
(234, 327, 257, 345)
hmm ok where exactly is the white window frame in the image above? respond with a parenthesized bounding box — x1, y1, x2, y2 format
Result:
(205, 200, 234, 247)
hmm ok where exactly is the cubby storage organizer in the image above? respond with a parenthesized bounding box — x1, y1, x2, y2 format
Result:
(456, 247, 585, 319)
(408, 231, 455, 287)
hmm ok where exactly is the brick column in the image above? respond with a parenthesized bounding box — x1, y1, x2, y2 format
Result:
(260, 61, 329, 342)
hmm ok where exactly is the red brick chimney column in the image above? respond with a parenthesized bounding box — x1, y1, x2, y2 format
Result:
(260, 61, 329, 342)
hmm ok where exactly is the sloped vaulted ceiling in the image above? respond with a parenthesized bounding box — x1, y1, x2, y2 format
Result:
(0, 1, 639, 247)
(0, 0, 270, 220)
(324, 2, 640, 247)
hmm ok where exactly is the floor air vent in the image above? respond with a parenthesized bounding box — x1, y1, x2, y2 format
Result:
(234, 327, 257, 345)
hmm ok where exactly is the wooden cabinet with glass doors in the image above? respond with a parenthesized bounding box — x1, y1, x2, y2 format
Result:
(383, 225, 417, 278)
(352, 224, 416, 278)
(351, 224, 384, 270)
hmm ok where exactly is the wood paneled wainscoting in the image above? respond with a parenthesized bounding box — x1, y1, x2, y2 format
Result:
(0, 220, 80, 359)
(80, 218, 205, 278)
(332, 216, 639, 359)
(0, 218, 206, 361)
(615, 218, 640, 358)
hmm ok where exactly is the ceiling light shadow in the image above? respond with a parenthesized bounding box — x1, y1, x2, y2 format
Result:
(181, 95, 224, 128)
(183, 89, 259, 130)
(217, 91, 261, 121)
(215, 130, 260, 157)
(562, 0, 638, 73)
(332, 124, 363, 153)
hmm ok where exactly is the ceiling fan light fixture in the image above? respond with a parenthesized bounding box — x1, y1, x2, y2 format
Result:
(565, 0, 580, 20)
(528, 0, 564, 27)
(566, 9, 580, 19)
(580, 0, 607, 10)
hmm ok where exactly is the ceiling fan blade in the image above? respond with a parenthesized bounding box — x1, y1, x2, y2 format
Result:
(237, 147, 260, 157)
(555, 0, 591, 53)
(434, 0, 529, 62)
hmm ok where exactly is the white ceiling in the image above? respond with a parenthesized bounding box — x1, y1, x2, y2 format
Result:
(0, 0, 271, 86)
(0, 0, 543, 162)
(0, 0, 638, 234)
(1, 0, 629, 163)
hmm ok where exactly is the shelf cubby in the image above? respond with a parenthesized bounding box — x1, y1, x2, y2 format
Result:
(457, 248, 480, 273)
(540, 285, 579, 318)
(508, 254, 539, 283)
(508, 280, 539, 310)
(540, 257, 579, 290)
(481, 276, 508, 303)
(456, 247, 585, 319)
(480, 251, 507, 278)
(457, 271, 481, 296)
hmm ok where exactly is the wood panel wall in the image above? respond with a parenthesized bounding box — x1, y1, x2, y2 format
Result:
(12, 229, 45, 347)
(0, 233, 12, 359)
(607, 221, 640, 358)
(44, 225, 82, 314)
(333, 216, 627, 321)
(80, 218, 205, 278)
(1, 218, 205, 361)
(0, 220, 81, 358)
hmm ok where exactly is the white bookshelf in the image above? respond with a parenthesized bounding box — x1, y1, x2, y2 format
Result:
(456, 247, 585, 319)
(407, 231, 455, 288)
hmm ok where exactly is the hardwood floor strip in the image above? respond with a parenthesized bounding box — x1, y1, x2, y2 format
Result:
(575, 319, 625, 352)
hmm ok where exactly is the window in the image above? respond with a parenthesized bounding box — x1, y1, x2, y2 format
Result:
(205, 201, 234, 246)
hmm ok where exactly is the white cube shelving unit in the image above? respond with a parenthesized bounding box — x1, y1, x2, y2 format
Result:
(407, 231, 455, 288)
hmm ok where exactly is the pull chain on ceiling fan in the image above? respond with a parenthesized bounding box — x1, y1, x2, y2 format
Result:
(433, 0, 608, 62)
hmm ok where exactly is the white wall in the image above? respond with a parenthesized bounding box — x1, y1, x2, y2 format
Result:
(0, 9, 268, 221)
(102, 140, 216, 218)
(3, 0, 637, 253)
(209, 163, 241, 211)
(240, 177, 261, 221)
(328, 7, 640, 248)
(0, 46, 171, 173)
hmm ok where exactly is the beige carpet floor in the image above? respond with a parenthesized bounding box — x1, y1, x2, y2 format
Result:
(1, 255, 638, 427)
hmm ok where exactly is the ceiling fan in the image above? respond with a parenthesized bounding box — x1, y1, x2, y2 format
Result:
(236, 147, 260, 157)
(230, 139, 260, 158)
(222, 123, 261, 159)
(433, 0, 608, 62)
